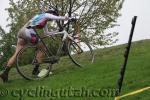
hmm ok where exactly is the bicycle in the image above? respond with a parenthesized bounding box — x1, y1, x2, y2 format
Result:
(16, 18, 95, 80)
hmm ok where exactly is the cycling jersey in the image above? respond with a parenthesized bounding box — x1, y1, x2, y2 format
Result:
(30, 13, 66, 28)
(21, 13, 67, 43)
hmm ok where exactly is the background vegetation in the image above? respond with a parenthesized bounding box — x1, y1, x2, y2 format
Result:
(0, 0, 124, 66)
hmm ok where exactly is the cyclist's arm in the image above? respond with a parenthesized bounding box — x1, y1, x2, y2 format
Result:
(43, 13, 71, 35)
(45, 13, 69, 21)
(43, 24, 58, 35)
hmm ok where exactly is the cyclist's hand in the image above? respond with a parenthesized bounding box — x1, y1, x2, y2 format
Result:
(69, 17, 77, 22)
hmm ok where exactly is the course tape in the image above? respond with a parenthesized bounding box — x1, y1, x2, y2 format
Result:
(115, 86, 150, 100)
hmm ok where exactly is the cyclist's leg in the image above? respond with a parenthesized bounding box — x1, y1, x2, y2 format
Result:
(36, 43, 45, 63)
(7, 28, 28, 68)
(0, 38, 26, 82)
(0, 28, 28, 82)
(32, 43, 45, 75)
(7, 38, 26, 67)
(35, 43, 55, 76)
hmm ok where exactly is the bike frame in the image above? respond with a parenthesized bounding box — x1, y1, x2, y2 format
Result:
(32, 28, 80, 57)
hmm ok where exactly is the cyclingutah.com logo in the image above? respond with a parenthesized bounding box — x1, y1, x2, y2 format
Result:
(0, 86, 119, 99)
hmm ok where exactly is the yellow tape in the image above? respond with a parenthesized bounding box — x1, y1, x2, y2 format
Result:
(114, 86, 150, 100)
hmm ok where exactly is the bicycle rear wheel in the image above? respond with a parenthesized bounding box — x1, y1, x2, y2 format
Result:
(68, 39, 94, 67)
(16, 46, 52, 80)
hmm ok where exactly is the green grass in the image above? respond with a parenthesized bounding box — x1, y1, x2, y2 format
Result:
(0, 39, 150, 100)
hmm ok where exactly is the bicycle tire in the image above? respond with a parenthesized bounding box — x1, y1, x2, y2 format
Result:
(16, 46, 52, 80)
(67, 39, 94, 67)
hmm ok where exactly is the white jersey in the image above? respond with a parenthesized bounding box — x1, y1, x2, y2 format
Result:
(30, 13, 66, 28)
(24, 13, 67, 39)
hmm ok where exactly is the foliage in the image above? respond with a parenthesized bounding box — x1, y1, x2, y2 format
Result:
(5, 0, 124, 46)
(0, 0, 124, 66)
(49, 0, 125, 46)
(0, 26, 15, 67)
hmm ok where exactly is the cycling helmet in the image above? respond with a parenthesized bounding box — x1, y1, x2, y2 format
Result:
(45, 6, 59, 16)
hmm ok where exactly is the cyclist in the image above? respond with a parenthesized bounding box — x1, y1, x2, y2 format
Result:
(0, 7, 71, 82)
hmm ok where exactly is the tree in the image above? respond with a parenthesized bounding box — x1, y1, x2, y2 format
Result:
(0, 26, 15, 67)
(0, 0, 124, 66)
(4, 0, 124, 47)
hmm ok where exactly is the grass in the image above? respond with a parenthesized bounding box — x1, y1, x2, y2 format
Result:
(0, 39, 150, 100)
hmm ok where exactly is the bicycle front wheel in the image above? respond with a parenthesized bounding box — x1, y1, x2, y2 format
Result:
(16, 46, 52, 80)
(68, 39, 94, 67)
